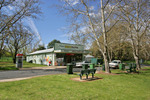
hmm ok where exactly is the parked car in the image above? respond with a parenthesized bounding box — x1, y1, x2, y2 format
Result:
(75, 61, 91, 67)
(109, 60, 121, 68)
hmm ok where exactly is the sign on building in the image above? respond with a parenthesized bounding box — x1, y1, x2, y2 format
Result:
(54, 43, 84, 51)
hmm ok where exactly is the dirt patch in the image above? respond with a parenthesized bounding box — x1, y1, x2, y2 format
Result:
(19, 66, 67, 70)
(141, 69, 150, 71)
(0, 62, 10, 64)
(97, 71, 140, 75)
(71, 76, 103, 82)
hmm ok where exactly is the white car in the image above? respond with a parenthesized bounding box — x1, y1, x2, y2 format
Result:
(109, 60, 121, 68)
(75, 61, 91, 67)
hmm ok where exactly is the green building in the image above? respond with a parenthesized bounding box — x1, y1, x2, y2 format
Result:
(26, 43, 91, 66)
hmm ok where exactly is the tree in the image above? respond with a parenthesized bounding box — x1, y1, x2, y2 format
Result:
(90, 23, 132, 61)
(57, 0, 122, 73)
(0, 0, 41, 57)
(47, 39, 61, 49)
(36, 45, 46, 51)
(140, 29, 150, 61)
(69, 24, 90, 48)
(6, 22, 33, 63)
(117, 0, 150, 70)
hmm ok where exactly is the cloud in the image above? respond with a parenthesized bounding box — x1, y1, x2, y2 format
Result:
(64, 0, 79, 6)
(80, 26, 87, 33)
(7, 5, 13, 10)
(89, 12, 101, 18)
(45, 44, 48, 49)
(26, 17, 43, 44)
(60, 33, 72, 38)
(71, 0, 79, 5)
(60, 39, 74, 44)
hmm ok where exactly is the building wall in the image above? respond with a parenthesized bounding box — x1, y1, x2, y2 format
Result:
(27, 53, 84, 66)
(26, 53, 54, 66)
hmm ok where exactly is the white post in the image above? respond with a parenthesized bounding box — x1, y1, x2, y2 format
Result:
(52, 53, 56, 66)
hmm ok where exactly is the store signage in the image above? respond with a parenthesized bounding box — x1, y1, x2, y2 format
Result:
(54, 43, 84, 51)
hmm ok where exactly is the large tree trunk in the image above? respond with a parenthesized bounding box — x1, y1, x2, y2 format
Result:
(0, 50, 2, 58)
(13, 58, 16, 64)
(134, 0, 141, 70)
(13, 50, 17, 64)
(133, 52, 141, 70)
(103, 52, 111, 73)
(0, 39, 4, 58)
(108, 47, 113, 63)
(101, 0, 111, 73)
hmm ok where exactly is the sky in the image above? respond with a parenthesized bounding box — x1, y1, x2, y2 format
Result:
(32, 0, 72, 48)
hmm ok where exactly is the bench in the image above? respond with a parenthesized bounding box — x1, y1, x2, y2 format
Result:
(126, 63, 136, 73)
(78, 69, 96, 80)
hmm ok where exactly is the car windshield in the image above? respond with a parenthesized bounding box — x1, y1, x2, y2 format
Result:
(112, 61, 117, 63)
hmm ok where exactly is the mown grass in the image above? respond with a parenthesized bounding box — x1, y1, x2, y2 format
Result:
(122, 60, 150, 65)
(143, 61, 150, 65)
(0, 61, 18, 70)
(0, 67, 150, 100)
(0, 60, 47, 70)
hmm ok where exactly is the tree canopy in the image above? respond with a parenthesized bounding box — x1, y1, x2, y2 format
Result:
(47, 39, 61, 49)
(36, 45, 46, 51)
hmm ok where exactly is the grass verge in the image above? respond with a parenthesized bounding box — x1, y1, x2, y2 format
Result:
(0, 61, 47, 70)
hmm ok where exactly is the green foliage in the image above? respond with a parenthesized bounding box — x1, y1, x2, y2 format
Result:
(35, 45, 46, 51)
(4, 51, 11, 57)
(47, 39, 61, 49)
(0, 50, 11, 58)
(0, 67, 150, 100)
(90, 41, 134, 61)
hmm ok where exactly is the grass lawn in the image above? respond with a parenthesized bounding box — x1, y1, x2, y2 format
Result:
(122, 60, 150, 65)
(0, 67, 150, 100)
(143, 61, 150, 65)
(0, 61, 47, 70)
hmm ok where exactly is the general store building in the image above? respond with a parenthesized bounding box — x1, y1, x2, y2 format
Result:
(26, 43, 90, 66)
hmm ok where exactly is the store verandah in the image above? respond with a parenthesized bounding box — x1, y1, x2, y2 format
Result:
(55, 53, 83, 66)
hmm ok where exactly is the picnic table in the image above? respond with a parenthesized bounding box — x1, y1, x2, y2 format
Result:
(78, 64, 97, 80)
